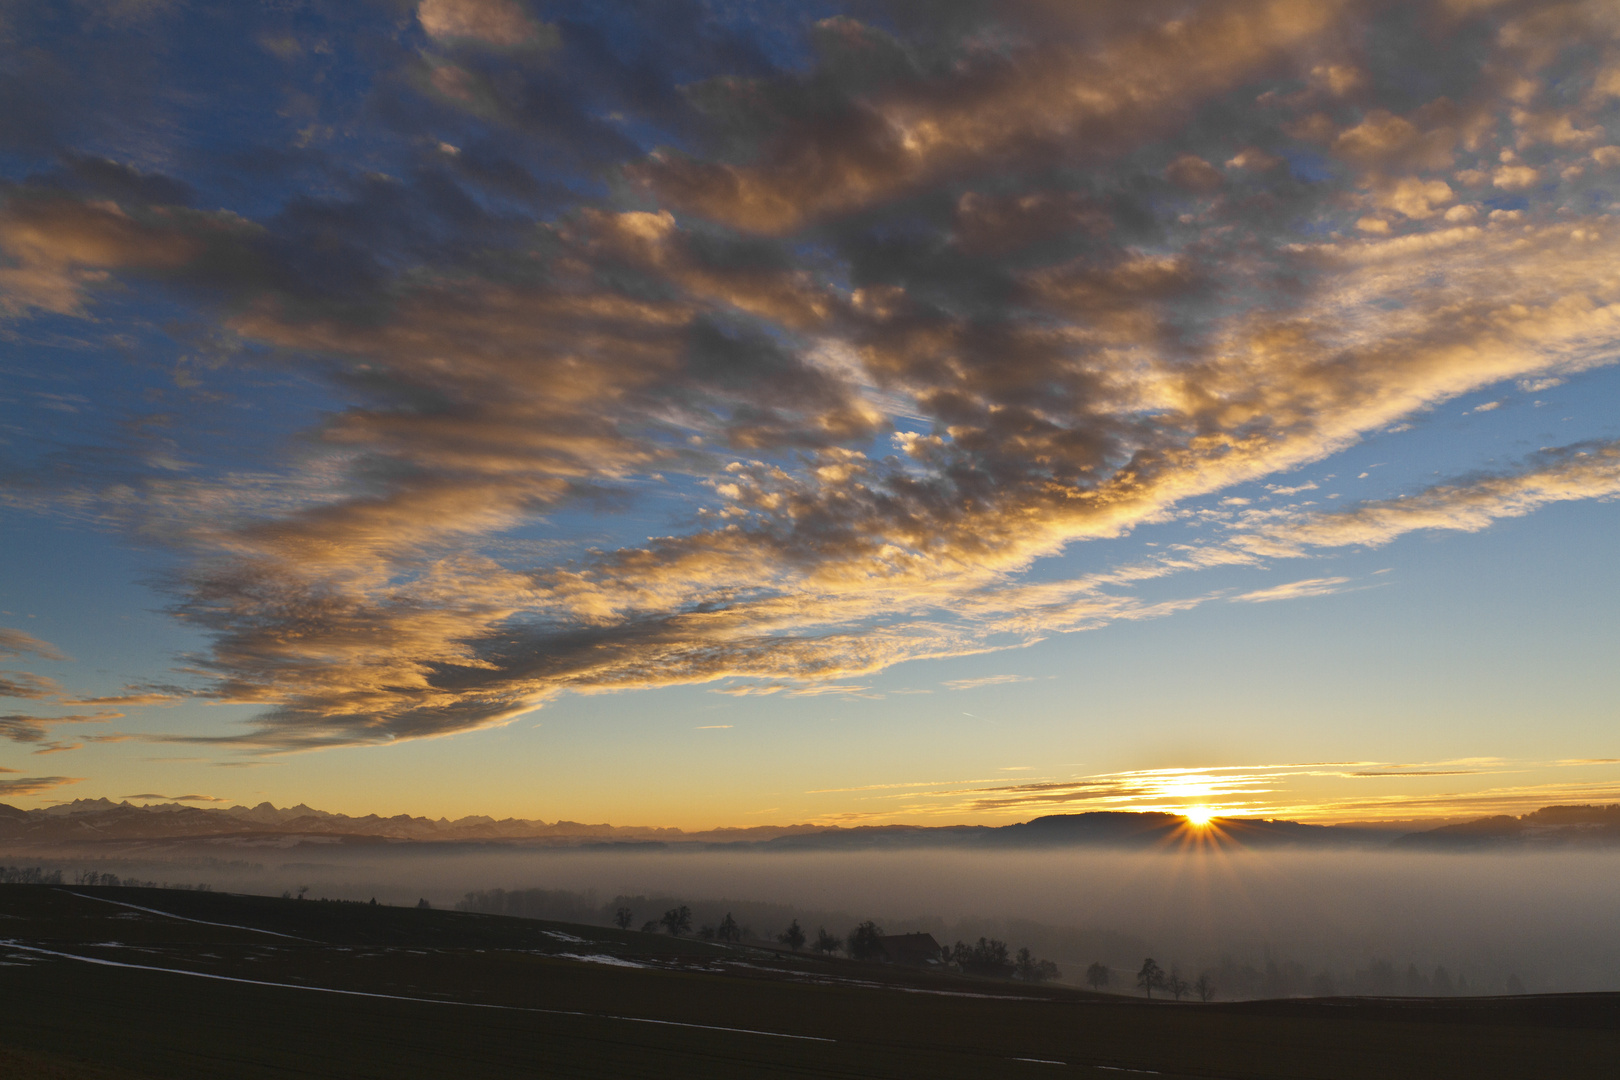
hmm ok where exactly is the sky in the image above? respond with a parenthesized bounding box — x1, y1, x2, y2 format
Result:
(1, 0, 1619, 829)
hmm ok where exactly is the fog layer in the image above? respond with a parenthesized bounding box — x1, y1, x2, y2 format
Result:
(15, 847, 1618, 997)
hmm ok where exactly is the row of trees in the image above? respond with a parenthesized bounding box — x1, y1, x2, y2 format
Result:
(1135, 958, 1216, 1001)
(613, 904, 750, 944)
(0, 867, 211, 890)
(1081, 959, 1215, 1001)
(950, 937, 1062, 982)
(616, 908, 1061, 983)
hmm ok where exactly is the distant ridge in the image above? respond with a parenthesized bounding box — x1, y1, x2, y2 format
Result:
(1, 799, 1615, 852)
(1392, 805, 1620, 850)
(0, 799, 1583, 850)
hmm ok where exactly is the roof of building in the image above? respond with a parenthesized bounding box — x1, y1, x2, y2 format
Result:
(877, 932, 942, 965)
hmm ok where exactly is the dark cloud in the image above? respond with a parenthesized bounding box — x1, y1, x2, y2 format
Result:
(0, 775, 82, 797)
(0, 712, 120, 744)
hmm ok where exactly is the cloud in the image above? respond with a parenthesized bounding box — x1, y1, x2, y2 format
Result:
(3, 1, 1620, 753)
(943, 674, 1034, 691)
(1233, 577, 1353, 603)
(1236, 442, 1620, 557)
(61, 690, 183, 707)
(416, 0, 553, 48)
(633, 1, 1352, 233)
(0, 776, 82, 797)
(121, 792, 227, 801)
(818, 757, 1620, 822)
(0, 711, 121, 744)
(0, 629, 67, 662)
(0, 671, 65, 700)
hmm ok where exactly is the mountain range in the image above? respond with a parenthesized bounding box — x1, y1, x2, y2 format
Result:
(2, 800, 1617, 851)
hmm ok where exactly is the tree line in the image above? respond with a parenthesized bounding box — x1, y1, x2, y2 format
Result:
(1082, 956, 1529, 1000)
(611, 906, 1062, 982)
(0, 866, 212, 890)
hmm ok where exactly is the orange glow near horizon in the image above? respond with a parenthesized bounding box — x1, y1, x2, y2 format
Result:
(1184, 805, 1214, 827)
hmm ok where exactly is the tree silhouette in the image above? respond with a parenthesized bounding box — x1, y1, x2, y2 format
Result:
(1015, 946, 1061, 983)
(1194, 973, 1216, 1002)
(640, 920, 659, 934)
(847, 920, 885, 960)
(1166, 970, 1190, 1001)
(660, 904, 692, 936)
(613, 907, 634, 930)
(717, 912, 741, 943)
(812, 926, 841, 955)
(950, 937, 1014, 978)
(1086, 962, 1110, 990)
(1137, 958, 1166, 998)
(778, 919, 807, 951)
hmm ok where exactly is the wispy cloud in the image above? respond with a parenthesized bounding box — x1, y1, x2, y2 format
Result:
(1233, 577, 1353, 603)
(121, 792, 227, 802)
(0, 711, 121, 744)
(0, 629, 66, 662)
(807, 757, 1620, 824)
(0, 775, 82, 797)
(943, 674, 1035, 691)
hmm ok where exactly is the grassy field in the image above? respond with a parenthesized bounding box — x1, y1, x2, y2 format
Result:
(1, 884, 1614, 1079)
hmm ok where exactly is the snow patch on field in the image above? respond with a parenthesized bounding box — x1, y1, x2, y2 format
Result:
(555, 952, 648, 969)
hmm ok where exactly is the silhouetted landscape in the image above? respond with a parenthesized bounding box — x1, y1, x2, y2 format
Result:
(6, 803, 1620, 1003)
(2, 882, 1617, 1079)
(6, 0, 1620, 1075)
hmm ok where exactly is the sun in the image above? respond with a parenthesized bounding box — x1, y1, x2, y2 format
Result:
(1184, 805, 1214, 827)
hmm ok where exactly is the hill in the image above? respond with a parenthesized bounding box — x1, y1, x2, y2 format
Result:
(1394, 805, 1620, 850)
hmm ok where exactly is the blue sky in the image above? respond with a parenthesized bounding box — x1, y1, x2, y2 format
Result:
(2, 0, 1619, 826)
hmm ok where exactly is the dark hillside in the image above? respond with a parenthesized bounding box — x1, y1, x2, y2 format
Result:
(1, 884, 1616, 1079)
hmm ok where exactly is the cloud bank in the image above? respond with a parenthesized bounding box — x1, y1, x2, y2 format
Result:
(2, 0, 1619, 749)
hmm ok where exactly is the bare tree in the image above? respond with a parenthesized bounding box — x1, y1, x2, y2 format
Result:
(1137, 958, 1166, 998)
(1086, 962, 1110, 990)
(660, 904, 692, 936)
(717, 912, 741, 943)
(613, 906, 634, 930)
(1166, 970, 1190, 1001)
(640, 920, 659, 934)
(1194, 973, 1216, 1002)
(778, 919, 807, 952)
(812, 927, 841, 955)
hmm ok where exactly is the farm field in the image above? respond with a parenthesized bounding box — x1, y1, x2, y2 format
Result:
(1, 885, 1616, 1079)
